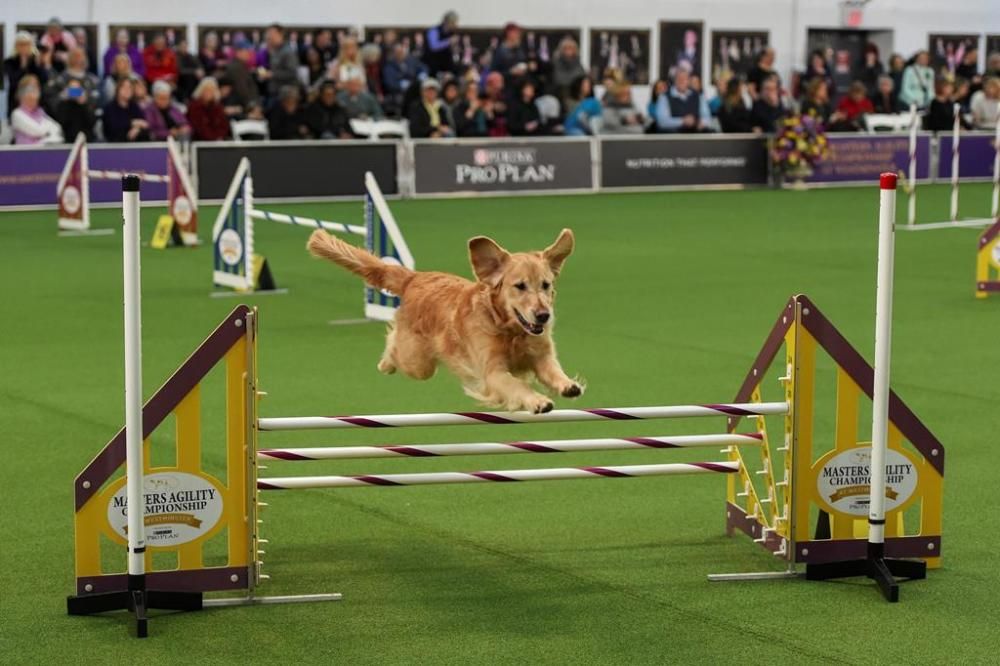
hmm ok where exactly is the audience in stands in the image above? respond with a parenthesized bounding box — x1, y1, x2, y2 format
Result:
(46, 48, 100, 139)
(803, 50, 834, 98)
(11, 75, 63, 144)
(601, 82, 644, 134)
(858, 43, 883, 96)
(955, 48, 981, 90)
(199, 31, 226, 74)
(187, 77, 230, 140)
(800, 78, 832, 123)
(508, 79, 545, 136)
(423, 11, 459, 77)
(647, 79, 668, 121)
(301, 47, 326, 86)
(338, 71, 383, 120)
(871, 75, 902, 114)
(887, 54, 906, 101)
(40, 18, 76, 73)
(103, 78, 149, 142)
(832, 81, 873, 131)
(103, 53, 135, 102)
(408, 78, 454, 138)
(924, 78, 968, 131)
(899, 50, 934, 109)
(223, 40, 261, 117)
(268, 85, 309, 139)
(328, 36, 364, 86)
(482, 71, 509, 136)
(751, 76, 785, 133)
(305, 80, 351, 138)
(563, 75, 601, 135)
(103, 30, 144, 82)
(175, 39, 203, 102)
(143, 33, 178, 85)
(362, 44, 385, 104)
(717, 78, 755, 133)
(747, 47, 776, 97)
(4, 32, 49, 117)
(551, 38, 586, 108)
(310, 29, 338, 67)
(969, 76, 1000, 129)
(260, 25, 299, 99)
(492, 23, 528, 82)
(144, 80, 191, 140)
(382, 43, 427, 116)
(453, 80, 492, 137)
(654, 68, 711, 133)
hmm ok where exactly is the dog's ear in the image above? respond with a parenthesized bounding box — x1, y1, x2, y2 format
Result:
(469, 236, 510, 285)
(542, 228, 575, 275)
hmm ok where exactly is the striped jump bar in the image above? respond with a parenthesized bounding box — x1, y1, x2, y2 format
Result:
(258, 432, 764, 461)
(257, 402, 788, 432)
(88, 170, 171, 183)
(249, 209, 366, 237)
(257, 461, 739, 489)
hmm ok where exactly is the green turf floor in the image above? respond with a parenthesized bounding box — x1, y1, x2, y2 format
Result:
(1, 183, 998, 664)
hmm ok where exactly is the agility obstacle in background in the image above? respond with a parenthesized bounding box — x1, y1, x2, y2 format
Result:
(977, 218, 1000, 298)
(57, 135, 198, 243)
(901, 105, 999, 231)
(211, 158, 414, 322)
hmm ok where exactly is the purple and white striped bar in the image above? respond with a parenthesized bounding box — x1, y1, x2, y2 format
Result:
(89, 170, 171, 183)
(257, 402, 788, 432)
(258, 432, 763, 461)
(257, 461, 739, 489)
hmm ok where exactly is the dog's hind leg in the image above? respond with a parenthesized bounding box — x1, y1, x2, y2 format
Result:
(388, 328, 437, 380)
(377, 327, 398, 375)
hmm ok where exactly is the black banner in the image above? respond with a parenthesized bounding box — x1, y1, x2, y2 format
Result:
(412, 140, 593, 194)
(196, 142, 397, 200)
(600, 136, 768, 188)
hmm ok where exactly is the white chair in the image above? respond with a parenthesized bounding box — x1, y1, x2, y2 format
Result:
(865, 113, 913, 133)
(230, 119, 269, 142)
(349, 118, 409, 140)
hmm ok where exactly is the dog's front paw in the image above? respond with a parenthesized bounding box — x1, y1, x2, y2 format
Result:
(561, 382, 583, 398)
(524, 395, 555, 414)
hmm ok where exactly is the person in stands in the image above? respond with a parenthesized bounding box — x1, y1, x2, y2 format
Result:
(751, 75, 785, 132)
(871, 75, 902, 114)
(144, 80, 191, 140)
(924, 78, 968, 131)
(563, 75, 602, 135)
(187, 77, 230, 140)
(407, 78, 454, 138)
(453, 80, 492, 137)
(305, 80, 351, 138)
(831, 81, 874, 131)
(747, 47, 776, 98)
(423, 11, 459, 77)
(103, 29, 144, 81)
(800, 77, 833, 123)
(259, 24, 299, 101)
(143, 33, 178, 85)
(600, 82, 645, 134)
(337, 71, 383, 120)
(4, 32, 49, 118)
(40, 18, 76, 73)
(717, 78, 755, 133)
(103, 77, 149, 142)
(654, 68, 711, 133)
(969, 76, 1000, 130)
(11, 75, 63, 144)
(899, 50, 934, 110)
(508, 79, 547, 136)
(268, 85, 310, 139)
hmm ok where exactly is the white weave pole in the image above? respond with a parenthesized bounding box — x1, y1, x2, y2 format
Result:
(869, 172, 897, 549)
(992, 113, 999, 219)
(122, 175, 146, 580)
(950, 103, 961, 223)
(907, 104, 918, 227)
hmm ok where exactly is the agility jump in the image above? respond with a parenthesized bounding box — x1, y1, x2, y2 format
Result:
(56, 134, 198, 243)
(901, 104, 1000, 231)
(977, 218, 1000, 298)
(68, 175, 944, 637)
(211, 159, 414, 322)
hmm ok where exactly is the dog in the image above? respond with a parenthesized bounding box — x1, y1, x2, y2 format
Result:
(307, 228, 583, 413)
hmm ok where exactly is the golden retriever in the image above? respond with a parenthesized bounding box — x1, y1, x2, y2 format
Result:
(307, 228, 582, 413)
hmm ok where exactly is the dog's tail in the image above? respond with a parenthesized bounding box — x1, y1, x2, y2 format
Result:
(307, 230, 413, 295)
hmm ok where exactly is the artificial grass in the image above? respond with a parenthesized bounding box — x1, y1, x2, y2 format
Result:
(1, 183, 998, 664)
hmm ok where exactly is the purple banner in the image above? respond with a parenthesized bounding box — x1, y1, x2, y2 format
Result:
(0, 144, 167, 206)
(807, 134, 931, 184)
(938, 134, 997, 180)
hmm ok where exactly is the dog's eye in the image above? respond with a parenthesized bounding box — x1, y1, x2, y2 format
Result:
(541, 281, 551, 290)
(514, 282, 527, 291)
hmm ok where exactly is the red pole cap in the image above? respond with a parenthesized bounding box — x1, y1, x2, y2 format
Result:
(880, 172, 898, 190)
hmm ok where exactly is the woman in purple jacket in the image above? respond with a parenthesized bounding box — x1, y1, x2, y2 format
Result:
(102, 29, 144, 80)
(144, 80, 191, 140)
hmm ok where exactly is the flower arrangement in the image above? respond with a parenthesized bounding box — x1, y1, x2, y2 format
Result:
(772, 112, 830, 181)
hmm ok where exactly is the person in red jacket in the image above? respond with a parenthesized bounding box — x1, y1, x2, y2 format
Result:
(187, 77, 230, 140)
(143, 33, 177, 85)
(831, 81, 874, 131)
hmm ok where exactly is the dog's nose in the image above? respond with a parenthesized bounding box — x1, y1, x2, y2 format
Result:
(535, 311, 550, 324)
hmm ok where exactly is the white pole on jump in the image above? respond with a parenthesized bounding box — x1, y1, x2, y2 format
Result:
(992, 113, 999, 219)
(122, 175, 146, 585)
(869, 172, 897, 550)
(950, 103, 960, 223)
(907, 104, 918, 227)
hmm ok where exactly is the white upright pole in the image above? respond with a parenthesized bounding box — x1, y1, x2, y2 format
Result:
(122, 175, 146, 581)
(992, 114, 999, 219)
(908, 104, 918, 227)
(869, 172, 897, 549)
(951, 103, 960, 223)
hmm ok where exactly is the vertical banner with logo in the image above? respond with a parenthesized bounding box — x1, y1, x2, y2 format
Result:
(411, 139, 594, 195)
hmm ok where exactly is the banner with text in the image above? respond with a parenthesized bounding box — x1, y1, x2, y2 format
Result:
(412, 140, 594, 195)
(937, 133, 997, 180)
(600, 135, 768, 188)
(807, 134, 932, 184)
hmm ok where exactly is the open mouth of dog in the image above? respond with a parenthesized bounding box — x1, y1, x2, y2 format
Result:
(514, 309, 545, 336)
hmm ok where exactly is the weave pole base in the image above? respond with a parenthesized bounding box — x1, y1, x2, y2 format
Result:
(67, 585, 203, 638)
(804, 545, 927, 602)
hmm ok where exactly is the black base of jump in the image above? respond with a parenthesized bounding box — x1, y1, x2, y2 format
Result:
(805, 543, 927, 602)
(67, 576, 203, 638)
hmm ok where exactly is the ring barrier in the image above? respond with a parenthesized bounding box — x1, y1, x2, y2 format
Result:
(977, 218, 1000, 298)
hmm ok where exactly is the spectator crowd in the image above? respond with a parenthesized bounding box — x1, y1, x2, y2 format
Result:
(5, 15, 1000, 145)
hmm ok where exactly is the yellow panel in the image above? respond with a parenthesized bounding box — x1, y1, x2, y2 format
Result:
(791, 316, 817, 547)
(831, 367, 861, 539)
(175, 385, 204, 570)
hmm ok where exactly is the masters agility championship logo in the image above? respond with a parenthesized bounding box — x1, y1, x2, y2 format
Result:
(455, 148, 557, 184)
(107, 472, 224, 545)
(815, 446, 919, 516)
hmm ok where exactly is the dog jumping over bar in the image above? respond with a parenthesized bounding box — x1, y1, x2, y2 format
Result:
(307, 228, 583, 413)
